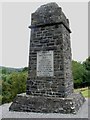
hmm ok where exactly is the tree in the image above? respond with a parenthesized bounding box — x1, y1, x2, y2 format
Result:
(83, 56, 90, 86)
(72, 60, 86, 88)
(2, 67, 6, 74)
(22, 67, 28, 72)
(2, 71, 27, 104)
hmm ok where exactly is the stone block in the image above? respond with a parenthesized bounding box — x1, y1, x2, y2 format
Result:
(9, 92, 85, 114)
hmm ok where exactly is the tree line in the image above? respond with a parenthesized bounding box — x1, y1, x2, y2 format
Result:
(0, 57, 90, 104)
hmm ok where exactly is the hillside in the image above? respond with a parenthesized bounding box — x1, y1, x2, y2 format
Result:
(0, 66, 23, 74)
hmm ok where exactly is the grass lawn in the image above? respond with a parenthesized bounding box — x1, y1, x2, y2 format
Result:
(74, 87, 90, 98)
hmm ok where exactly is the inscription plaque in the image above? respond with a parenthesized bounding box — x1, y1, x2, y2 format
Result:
(37, 51, 54, 76)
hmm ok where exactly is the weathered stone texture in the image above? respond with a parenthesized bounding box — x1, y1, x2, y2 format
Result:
(27, 6, 73, 97)
(9, 92, 85, 114)
(9, 2, 85, 114)
(31, 2, 70, 30)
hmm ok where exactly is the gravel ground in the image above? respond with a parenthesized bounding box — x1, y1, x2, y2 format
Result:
(0, 98, 88, 119)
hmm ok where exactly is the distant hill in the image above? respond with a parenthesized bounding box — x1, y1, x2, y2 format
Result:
(0, 66, 23, 74)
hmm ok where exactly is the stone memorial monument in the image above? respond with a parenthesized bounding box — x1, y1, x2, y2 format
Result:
(9, 2, 85, 114)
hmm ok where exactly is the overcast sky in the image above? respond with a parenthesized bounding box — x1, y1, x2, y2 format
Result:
(1, 2, 88, 68)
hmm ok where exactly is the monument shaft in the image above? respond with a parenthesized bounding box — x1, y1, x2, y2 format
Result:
(27, 9, 73, 97)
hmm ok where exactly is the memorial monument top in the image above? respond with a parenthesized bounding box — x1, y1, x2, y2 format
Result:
(30, 2, 71, 33)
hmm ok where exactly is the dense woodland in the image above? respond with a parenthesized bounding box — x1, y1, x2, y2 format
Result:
(0, 57, 90, 104)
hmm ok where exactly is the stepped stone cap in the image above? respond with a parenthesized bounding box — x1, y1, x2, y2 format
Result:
(29, 2, 71, 33)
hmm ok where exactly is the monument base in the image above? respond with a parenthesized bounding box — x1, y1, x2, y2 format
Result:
(9, 92, 85, 114)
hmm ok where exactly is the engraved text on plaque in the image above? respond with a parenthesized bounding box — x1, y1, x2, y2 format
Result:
(37, 51, 54, 76)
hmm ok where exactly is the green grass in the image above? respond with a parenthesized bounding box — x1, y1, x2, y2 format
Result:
(74, 87, 90, 98)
